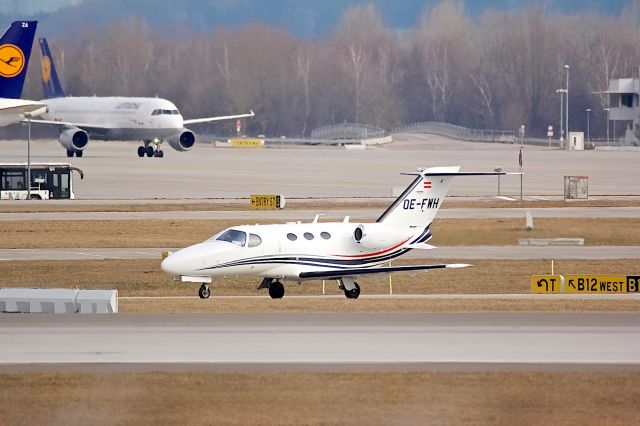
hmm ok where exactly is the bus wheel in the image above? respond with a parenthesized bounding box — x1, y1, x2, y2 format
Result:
(66, 149, 74, 157)
(30, 195, 41, 200)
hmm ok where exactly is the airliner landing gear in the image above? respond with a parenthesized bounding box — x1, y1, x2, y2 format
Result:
(138, 140, 164, 158)
(268, 281, 285, 299)
(66, 149, 83, 157)
(198, 283, 210, 299)
(339, 278, 360, 299)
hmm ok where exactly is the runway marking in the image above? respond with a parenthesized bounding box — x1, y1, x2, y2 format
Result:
(119, 294, 640, 301)
(496, 196, 517, 201)
(70, 252, 108, 258)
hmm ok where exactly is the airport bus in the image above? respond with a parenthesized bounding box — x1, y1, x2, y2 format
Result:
(0, 163, 84, 200)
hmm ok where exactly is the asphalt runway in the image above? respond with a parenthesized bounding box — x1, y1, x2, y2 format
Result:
(1, 245, 638, 260)
(0, 314, 638, 369)
(2, 135, 639, 198)
(1, 206, 639, 221)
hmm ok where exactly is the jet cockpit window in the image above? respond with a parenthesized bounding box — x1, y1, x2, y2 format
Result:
(151, 109, 161, 115)
(172, 110, 180, 115)
(162, 109, 172, 115)
(248, 234, 262, 248)
(216, 229, 246, 247)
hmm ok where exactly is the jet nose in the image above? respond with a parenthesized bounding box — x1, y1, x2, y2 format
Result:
(161, 251, 186, 276)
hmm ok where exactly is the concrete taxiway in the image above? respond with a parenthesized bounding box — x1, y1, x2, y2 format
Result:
(1, 245, 638, 260)
(1, 136, 639, 199)
(0, 314, 638, 368)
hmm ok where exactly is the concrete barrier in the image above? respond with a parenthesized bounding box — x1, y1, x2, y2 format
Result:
(0, 288, 118, 314)
(519, 238, 584, 246)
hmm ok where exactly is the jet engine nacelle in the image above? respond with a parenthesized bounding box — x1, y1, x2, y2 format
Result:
(353, 223, 410, 249)
(167, 130, 196, 152)
(59, 128, 89, 151)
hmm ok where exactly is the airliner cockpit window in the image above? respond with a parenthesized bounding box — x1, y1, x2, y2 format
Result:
(216, 229, 246, 247)
(172, 110, 180, 115)
(162, 109, 172, 115)
(151, 109, 161, 115)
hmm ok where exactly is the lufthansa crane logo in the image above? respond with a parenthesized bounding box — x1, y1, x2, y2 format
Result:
(0, 44, 25, 78)
(41, 56, 52, 83)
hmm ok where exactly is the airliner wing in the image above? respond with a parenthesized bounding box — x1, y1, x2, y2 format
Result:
(26, 118, 110, 130)
(0, 101, 46, 126)
(298, 263, 471, 280)
(183, 110, 255, 125)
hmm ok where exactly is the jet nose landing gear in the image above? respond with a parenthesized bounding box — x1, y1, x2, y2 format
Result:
(198, 284, 210, 299)
(339, 278, 361, 299)
(138, 139, 164, 158)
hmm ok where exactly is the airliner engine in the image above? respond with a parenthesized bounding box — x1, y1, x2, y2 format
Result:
(167, 130, 196, 151)
(59, 128, 88, 156)
(353, 223, 411, 249)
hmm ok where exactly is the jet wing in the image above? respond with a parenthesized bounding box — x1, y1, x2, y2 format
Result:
(298, 263, 471, 280)
(0, 101, 47, 126)
(25, 118, 109, 129)
(183, 110, 254, 125)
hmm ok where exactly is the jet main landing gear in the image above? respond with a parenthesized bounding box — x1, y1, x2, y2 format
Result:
(198, 283, 210, 299)
(268, 281, 285, 299)
(339, 278, 361, 299)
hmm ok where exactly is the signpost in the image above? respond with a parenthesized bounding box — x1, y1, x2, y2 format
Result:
(250, 194, 286, 210)
(531, 274, 640, 293)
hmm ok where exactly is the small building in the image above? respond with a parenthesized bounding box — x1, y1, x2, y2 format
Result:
(606, 78, 640, 145)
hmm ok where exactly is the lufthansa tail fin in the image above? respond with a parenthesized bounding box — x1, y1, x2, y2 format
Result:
(38, 37, 65, 99)
(0, 21, 38, 99)
(377, 167, 506, 227)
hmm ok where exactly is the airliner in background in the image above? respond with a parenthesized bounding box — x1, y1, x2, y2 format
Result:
(0, 21, 46, 126)
(30, 38, 254, 158)
(162, 167, 504, 299)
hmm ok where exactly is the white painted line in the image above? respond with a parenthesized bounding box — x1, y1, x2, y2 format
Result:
(70, 252, 108, 258)
(496, 196, 517, 201)
(119, 294, 640, 301)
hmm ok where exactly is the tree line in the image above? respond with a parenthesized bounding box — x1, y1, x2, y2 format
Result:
(15, 0, 640, 138)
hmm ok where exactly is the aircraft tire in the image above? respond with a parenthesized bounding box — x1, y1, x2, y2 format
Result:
(198, 284, 210, 299)
(268, 281, 285, 299)
(137, 146, 145, 157)
(146, 146, 154, 157)
(344, 282, 360, 299)
(66, 149, 74, 158)
(157, 150, 164, 158)
(75, 150, 83, 158)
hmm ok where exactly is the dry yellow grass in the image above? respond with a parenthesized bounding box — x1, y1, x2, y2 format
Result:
(1, 371, 638, 425)
(1, 217, 638, 248)
(1, 258, 637, 298)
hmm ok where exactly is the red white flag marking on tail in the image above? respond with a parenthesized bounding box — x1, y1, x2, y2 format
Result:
(424, 181, 432, 189)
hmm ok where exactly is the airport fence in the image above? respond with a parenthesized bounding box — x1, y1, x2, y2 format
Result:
(311, 123, 386, 140)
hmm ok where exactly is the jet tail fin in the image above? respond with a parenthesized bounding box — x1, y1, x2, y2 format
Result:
(377, 167, 506, 228)
(38, 37, 66, 99)
(0, 21, 38, 99)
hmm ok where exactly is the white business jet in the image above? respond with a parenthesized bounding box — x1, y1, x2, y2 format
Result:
(0, 21, 46, 126)
(162, 166, 503, 299)
(30, 38, 254, 158)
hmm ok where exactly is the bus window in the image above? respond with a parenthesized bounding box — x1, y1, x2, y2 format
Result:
(1, 170, 26, 190)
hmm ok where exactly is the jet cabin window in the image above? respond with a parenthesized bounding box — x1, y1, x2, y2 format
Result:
(216, 229, 246, 247)
(248, 234, 262, 248)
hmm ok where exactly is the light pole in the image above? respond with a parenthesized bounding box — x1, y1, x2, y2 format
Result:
(586, 108, 591, 146)
(556, 89, 566, 142)
(26, 113, 32, 200)
(604, 107, 610, 144)
(564, 65, 570, 146)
